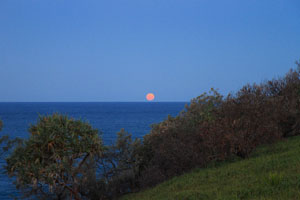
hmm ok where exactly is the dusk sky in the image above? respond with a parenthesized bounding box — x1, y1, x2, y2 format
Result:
(0, 0, 300, 102)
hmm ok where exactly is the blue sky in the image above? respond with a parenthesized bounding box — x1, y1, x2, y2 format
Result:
(0, 0, 300, 102)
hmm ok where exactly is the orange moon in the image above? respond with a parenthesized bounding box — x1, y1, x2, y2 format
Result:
(146, 93, 155, 101)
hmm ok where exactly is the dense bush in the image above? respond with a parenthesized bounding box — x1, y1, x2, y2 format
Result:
(136, 89, 223, 186)
(134, 61, 300, 189)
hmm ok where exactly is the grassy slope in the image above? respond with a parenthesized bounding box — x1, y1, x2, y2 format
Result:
(122, 136, 300, 200)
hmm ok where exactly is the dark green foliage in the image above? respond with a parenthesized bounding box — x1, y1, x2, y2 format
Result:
(132, 61, 300, 190)
(5, 114, 103, 200)
(137, 89, 224, 187)
(84, 129, 142, 199)
(103, 129, 142, 196)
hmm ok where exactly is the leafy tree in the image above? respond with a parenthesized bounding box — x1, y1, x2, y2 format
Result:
(81, 129, 142, 199)
(102, 129, 142, 196)
(5, 114, 103, 200)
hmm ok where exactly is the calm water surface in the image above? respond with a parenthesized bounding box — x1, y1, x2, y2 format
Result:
(0, 102, 186, 199)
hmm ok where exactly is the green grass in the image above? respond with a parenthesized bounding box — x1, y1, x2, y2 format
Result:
(121, 136, 300, 200)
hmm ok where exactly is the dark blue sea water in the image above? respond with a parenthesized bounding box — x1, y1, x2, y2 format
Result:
(0, 102, 186, 199)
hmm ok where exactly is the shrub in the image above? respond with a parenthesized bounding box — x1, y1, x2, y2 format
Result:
(137, 89, 224, 186)
(217, 84, 284, 158)
(134, 61, 300, 189)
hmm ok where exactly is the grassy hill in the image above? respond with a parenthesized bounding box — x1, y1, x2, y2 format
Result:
(121, 136, 300, 200)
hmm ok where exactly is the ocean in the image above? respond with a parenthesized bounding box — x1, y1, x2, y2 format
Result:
(0, 102, 187, 199)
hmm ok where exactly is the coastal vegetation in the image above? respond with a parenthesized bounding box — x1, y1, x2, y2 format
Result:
(122, 135, 300, 200)
(1, 60, 300, 199)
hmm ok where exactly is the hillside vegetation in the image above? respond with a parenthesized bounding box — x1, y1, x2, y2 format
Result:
(122, 135, 300, 200)
(1, 61, 300, 199)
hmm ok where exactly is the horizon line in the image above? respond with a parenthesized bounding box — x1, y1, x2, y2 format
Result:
(0, 101, 189, 103)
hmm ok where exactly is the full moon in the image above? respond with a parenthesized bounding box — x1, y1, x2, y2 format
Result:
(146, 93, 155, 101)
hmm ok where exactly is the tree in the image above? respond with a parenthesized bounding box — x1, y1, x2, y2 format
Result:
(5, 114, 103, 200)
(99, 129, 141, 197)
(81, 129, 142, 199)
(0, 119, 6, 158)
(0, 120, 23, 175)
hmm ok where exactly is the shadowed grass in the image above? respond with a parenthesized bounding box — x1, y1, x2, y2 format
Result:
(121, 136, 300, 200)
